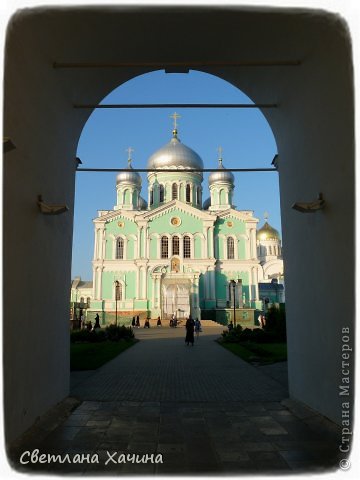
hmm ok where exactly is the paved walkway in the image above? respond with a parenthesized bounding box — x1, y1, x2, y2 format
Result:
(71, 326, 288, 402)
(10, 325, 342, 474)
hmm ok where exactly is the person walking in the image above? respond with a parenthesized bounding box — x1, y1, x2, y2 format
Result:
(131, 316, 136, 327)
(94, 314, 101, 330)
(194, 318, 202, 340)
(185, 316, 195, 346)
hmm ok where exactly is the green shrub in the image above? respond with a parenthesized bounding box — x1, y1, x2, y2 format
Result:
(105, 324, 134, 342)
(221, 324, 243, 343)
(71, 325, 134, 343)
(71, 329, 92, 343)
(70, 329, 107, 343)
(220, 323, 283, 344)
(264, 306, 287, 341)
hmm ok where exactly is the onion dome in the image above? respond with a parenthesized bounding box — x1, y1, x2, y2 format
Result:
(147, 129, 203, 171)
(208, 155, 234, 186)
(139, 196, 148, 210)
(116, 150, 141, 187)
(203, 197, 211, 210)
(257, 221, 280, 241)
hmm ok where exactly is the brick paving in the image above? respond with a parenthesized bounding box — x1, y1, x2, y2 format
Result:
(9, 325, 343, 474)
(71, 325, 288, 402)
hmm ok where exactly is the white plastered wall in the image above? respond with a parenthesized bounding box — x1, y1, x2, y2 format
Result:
(3, 6, 354, 443)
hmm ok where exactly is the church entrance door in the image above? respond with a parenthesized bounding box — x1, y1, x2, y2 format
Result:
(161, 280, 191, 321)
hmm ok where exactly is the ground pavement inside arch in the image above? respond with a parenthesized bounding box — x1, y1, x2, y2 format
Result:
(11, 325, 343, 474)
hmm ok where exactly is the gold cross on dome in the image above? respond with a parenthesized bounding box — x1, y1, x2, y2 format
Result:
(264, 211, 269, 221)
(126, 146, 134, 160)
(170, 112, 181, 130)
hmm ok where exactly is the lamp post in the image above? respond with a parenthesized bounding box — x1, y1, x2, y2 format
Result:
(230, 280, 237, 327)
(114, 280, 120, 326)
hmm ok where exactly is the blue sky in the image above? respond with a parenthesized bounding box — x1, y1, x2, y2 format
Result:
(73, 70, 280, 279)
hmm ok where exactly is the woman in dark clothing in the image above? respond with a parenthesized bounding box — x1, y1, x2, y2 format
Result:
(185, 316, 195, 346)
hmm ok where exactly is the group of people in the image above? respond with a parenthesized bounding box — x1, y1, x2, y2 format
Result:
(129, 312, 202, 347)
(169, 313, 178, 328)
(185, 316, 202, 346)
(81, 313, 101, 332)
(131, 315, 163, 328)
(79, 311, 204, 345)
(131, 315, 141, 328)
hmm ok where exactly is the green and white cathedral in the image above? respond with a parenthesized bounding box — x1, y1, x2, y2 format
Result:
(71, 122, 284, 324)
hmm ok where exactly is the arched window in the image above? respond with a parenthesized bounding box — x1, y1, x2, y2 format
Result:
(80, 297, 84, 304)
(150, 188, 154, 205)
(227, 237, 235, 259)
(172, 236, 180, 255)
(197, 186, 201, 205)
(183, 236, 191, 258)
(172, 183, 178, 200)
(86, 297, 91, 307)
(161, 236, 169, 258)
(124, 189, 131, 204)
(116, 237, 124, 259)
(269, 245, 273, 255)
(186, 184, 191, 203)
(159, 184, 165, 203)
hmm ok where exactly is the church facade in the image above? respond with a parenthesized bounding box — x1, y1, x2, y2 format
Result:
(72, 120, 284, 323)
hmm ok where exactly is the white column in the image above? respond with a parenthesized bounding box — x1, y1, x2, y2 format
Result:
(252, 266, 259, 301)
(92, 266, 97, 300)
(101, 229, 107, 260)
(248, 269, 253, 302)
(245, 229, 250, 259)
(154, 275, 161, 308)
(179, 234, 184, 258)
(137, 227, 141, 258)
(157, 235, 161, 259)
(145, 227, 149, 259)
(96, 268, 102, 300)
(204, 269, 209, 299)
(237, 280, 243, 308)
(250, 228, 257, 259)
(208, 226, 214, 258)
(154, 277, 158, 307)
(141, 267, 146, 299)
(214, 235, 218, 258)
(194, 276, 200, 319)
(144, 267, 148, 299)
(136, 267, 140, 298)
(93, 228, 98, 260)
(210, 269, 216, 299)
(97, 228, 104, 260)
(151, 275, 155, 308)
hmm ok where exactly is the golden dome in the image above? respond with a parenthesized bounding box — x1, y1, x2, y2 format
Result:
(257, 221, 280, 241)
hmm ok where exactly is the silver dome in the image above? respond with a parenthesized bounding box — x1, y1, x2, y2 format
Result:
(147, 134, 204, 171)
(116, 164, 141, 187)
(203, 197, 211, 210)
(209, 159, 234, 186)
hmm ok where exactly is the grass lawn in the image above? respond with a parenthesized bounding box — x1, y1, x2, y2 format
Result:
(70, 339, 137, 371)
(219, 341, 287, 365)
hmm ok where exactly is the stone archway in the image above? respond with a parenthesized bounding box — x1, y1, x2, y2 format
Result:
(3, 6, 354, 444)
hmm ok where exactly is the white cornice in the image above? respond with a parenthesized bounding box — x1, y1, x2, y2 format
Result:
(217, 208, 259, 223)
(93, 209, 137, 224)
(143, 199, 215, 222)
